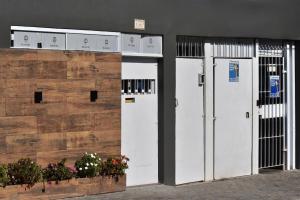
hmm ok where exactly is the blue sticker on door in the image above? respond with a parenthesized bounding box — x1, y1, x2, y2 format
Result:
(229, 61, 239, 82)
(270, 75, 280, 98)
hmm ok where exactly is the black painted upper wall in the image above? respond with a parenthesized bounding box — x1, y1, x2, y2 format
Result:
(1, 0, 300, 46)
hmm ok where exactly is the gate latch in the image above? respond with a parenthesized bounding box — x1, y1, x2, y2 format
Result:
(198, 74, 205, 87)
(246, 112, 250, 119)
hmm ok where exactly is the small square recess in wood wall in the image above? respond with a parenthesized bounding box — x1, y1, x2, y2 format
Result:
(90, 91, 98, 102)
(34, 91, 43, 103)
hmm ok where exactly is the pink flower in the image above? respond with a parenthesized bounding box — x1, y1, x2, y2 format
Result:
(67, 166, 77, 173)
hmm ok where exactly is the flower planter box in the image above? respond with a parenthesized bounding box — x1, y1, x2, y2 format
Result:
(0, 175, 126, 199)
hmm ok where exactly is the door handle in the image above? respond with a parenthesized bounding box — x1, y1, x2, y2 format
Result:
(198, 74, 205, 87)
(175, 98, 179, 107)
(246, 112, 250, 118)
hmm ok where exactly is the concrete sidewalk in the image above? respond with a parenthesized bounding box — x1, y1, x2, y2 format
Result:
(72, 170, 300, 200)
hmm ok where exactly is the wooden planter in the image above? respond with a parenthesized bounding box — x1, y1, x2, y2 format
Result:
(0, 175, 126, 199)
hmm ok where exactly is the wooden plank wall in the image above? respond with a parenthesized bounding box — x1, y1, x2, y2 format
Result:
(0, 49, 121, 166)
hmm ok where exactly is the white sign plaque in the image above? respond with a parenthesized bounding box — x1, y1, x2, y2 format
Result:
(134, 19, 145, 30)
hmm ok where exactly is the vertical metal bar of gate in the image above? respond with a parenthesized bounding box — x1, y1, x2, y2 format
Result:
(279, 56, 283, 166)
(259, 57, 262, 168)
(258, 41, 286, 169)
(283, 55, 287, 169)
(176, 36, 204, 58)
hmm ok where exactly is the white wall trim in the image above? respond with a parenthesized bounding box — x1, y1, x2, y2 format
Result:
(11, 26, 120, 36)
(122, 52, 163, 58)
(286, 43, 296, 170)
(204, 42, 214, 181)
(252, 41, 259, 174)
(292, 44, 296, 169)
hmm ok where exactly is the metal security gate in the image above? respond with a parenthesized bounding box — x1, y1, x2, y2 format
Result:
(258, 41, 286, 169)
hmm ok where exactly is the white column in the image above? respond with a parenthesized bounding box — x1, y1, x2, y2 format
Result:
(252, 41, 259, 174)
(292, 44, 296, 169)
(204, 42, 214, 181)
(286, 43, 296, 170)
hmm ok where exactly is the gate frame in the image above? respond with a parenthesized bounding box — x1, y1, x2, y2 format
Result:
(256, 40, 296, 171)
(286, 42, 296, 170)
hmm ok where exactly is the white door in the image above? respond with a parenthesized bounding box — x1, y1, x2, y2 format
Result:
(121, 58, 158, 186)
(175, 58, 205, 184)
(214, 58, 253, 179)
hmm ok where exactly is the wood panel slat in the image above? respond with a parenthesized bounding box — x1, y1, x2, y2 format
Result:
(4, 79, 36, 98)
(63, 113, 94, 132)
(37, 114, 65, 134)
(96, 78, 121, 97)
(6, 134, 38, 153)
(67, 62, 120, 80)
(0, 135, 6, 152)
(66, 130, 120, 150)
(64, 51, 96, 62)
(5, 97, 34, 116)
(0, 98, 5, 116)
(94, 110, 121, 131)
(0, 49, 38, 61)
(0, 116, 37, 135)
(0, 80, 6, 96)
(37, 132, 67, 152)
(1, 61, 67, 79)
(95, 53, 122, 62)
(37, 50, 69, 61)
(35, 103, 68, 116)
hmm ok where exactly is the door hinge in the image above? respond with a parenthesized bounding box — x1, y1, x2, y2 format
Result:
(256, 100, 262, 108)
(213, 116, 217, 121)
(175, 98, 179, 108)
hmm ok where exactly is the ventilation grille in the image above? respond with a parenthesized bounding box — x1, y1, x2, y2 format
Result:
(176, 36, 204, 58)
(121, 79, 155, 95)
(259, 40, 285, 57)
(212, 39, 254, 58)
